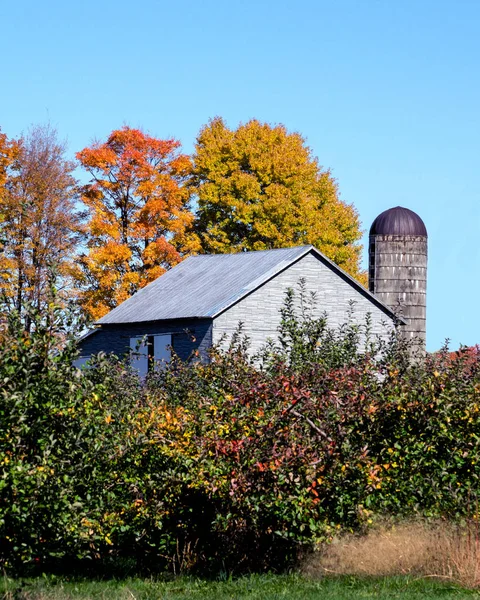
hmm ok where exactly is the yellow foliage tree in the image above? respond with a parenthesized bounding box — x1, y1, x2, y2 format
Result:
(76, 127, 198, 321)
(192, 118, 365, 282)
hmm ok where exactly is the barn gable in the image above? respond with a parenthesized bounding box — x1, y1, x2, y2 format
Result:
(213, 249, 397, 355)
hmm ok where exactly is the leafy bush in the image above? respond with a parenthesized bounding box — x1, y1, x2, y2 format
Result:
(0, 303, 144, 571)
(0, 287, 479, 575)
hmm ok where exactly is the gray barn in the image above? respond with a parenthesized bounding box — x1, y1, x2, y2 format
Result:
(77, 244, 401, 374)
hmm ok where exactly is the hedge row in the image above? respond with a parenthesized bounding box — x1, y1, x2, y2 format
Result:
(0, 291, 479, 574)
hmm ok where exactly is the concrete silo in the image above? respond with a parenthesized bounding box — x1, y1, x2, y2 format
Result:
(369, 206, 427, 349)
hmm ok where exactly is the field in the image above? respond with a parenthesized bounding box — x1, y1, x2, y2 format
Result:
(1, 575, 478, 600)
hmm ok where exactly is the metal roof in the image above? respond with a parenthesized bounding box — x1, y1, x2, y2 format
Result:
(97, 245, 402, 325)
(370, 206, 427, 237)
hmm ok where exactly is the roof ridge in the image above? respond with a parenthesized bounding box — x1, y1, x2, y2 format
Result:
(190, 245, 314, 258)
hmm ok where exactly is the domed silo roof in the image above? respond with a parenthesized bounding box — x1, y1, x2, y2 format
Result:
(370, 206, 427, 237)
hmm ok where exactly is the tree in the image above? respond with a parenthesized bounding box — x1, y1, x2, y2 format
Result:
(191, 118, 365, 281)
(0, 124, 81, 329)
(76, 127, 198, 321)
(0, 128, 19, 190)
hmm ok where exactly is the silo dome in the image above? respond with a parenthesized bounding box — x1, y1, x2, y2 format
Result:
(370, 206, 427, 237)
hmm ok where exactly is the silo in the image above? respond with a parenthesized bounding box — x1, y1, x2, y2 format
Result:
(369, 206, 427, 350)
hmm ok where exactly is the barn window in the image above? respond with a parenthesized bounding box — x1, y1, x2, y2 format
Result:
(73, 356, 91, 369)
(130, 334, 172, 376)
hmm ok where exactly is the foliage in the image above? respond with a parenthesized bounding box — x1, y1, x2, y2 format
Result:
(0, 124, 81, 328)
(75, 127, 199, 320)
(191, 117, 365, 282)
(0, 301, 108, 569)
(1, 118, 370, 322)
(1, 291, 479, 576)
(0, 128, 20, 190)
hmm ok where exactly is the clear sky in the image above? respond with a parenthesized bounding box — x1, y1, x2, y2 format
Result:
(1, 0, 479, 351)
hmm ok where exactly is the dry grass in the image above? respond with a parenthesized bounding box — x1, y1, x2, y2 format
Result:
(442, 522, 480, 589)
(303, 520, 480, 589)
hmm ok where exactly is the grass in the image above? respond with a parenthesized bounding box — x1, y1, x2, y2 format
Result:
(1, 575, 478, 600)
(303, 520, 480, 589)
(5, 521, 480, 599)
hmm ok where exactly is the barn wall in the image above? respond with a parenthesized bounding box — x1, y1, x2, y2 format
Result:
(78, 319, 213, 362)
(212, 251, 395, 355)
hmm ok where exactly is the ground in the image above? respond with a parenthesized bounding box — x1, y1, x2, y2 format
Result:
(1, 575, 477, 600)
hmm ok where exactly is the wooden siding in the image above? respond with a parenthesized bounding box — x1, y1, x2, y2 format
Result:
(78, 319, 213, 363)
(212, 252, 395, 355)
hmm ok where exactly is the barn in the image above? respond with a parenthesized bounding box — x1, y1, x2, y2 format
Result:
(76, 244, 402, 375)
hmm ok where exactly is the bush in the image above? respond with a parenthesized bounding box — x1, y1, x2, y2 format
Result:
(0, 286, 479, 575)
(0, 303, 145, 571)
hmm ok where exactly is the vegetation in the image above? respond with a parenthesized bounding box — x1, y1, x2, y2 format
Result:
(1, 574, 476, 600)
(75, 127, 198, 320)
(1, 117, 366, 322)
(0, 120, 477, 587)
(0, 128, 19, 190)
(191, 118, 364, 281)
(0, 287, 479, 578)
(307, 519, 480, 588)
(0, 124, 81, 328)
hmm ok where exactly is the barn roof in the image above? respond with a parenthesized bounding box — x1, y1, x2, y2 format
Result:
(97, 245, 402, 325)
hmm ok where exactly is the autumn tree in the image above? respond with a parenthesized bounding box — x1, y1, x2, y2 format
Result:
(0, 128, 20, 334)
(0, 128, 19, 190)
(191, 118, 365, 281)
(0, 124, 82, 329)
(76, 127, 197, 320)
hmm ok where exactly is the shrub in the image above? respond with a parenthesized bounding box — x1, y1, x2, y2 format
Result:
(0, 286, 479, 575)
(0, 303, 144, 571)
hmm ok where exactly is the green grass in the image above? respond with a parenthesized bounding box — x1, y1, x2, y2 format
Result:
(1, 575, 478, 600)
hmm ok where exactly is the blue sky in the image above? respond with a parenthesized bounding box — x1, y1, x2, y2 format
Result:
(1, 0, 479, 351)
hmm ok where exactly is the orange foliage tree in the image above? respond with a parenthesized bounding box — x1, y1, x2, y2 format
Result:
(76, 127, 198, 320)
(0, 128, 19, 332)
(0, 128, 19, 189)
(0, 125, 81, 329)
